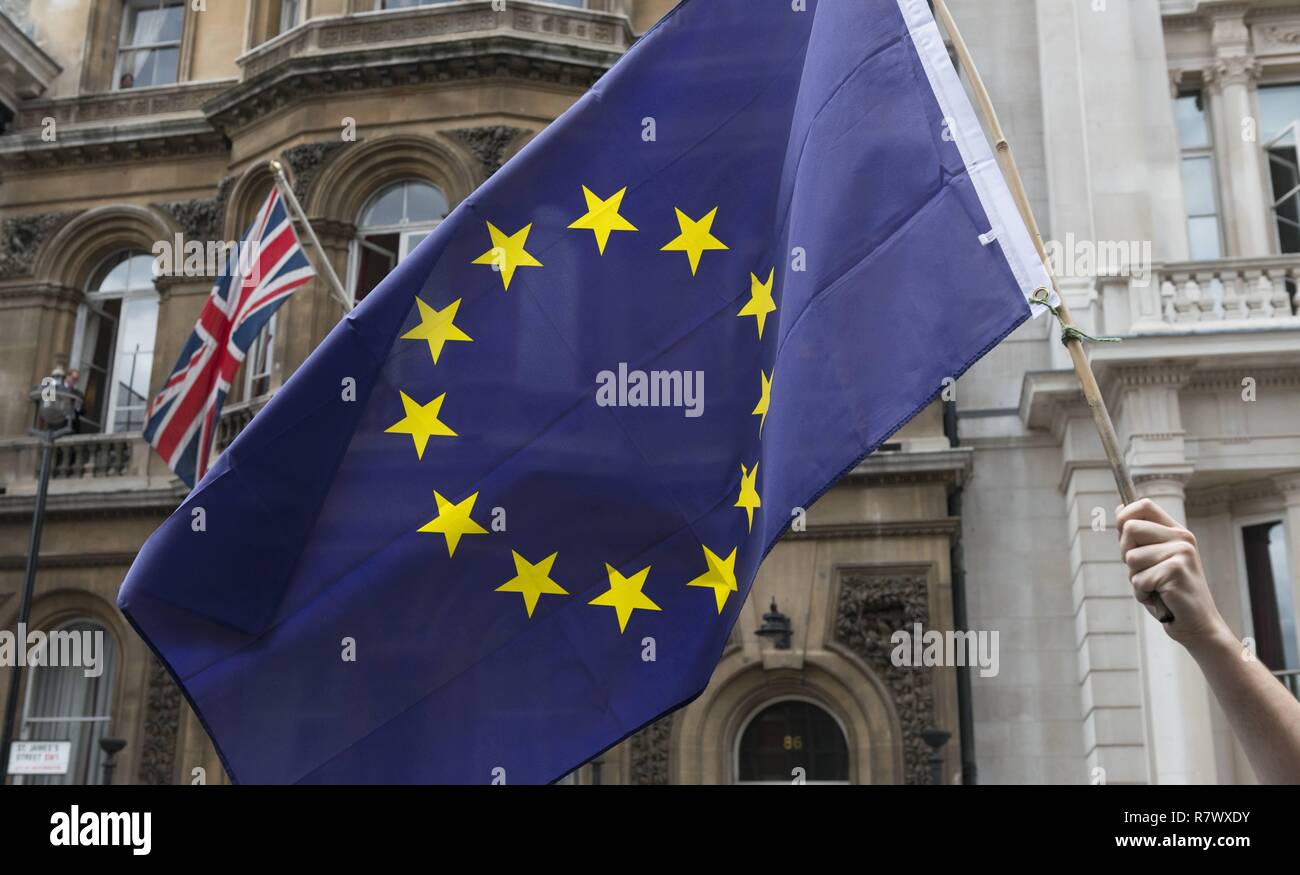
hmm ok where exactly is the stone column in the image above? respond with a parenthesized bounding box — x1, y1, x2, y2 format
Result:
(1204, 9, 1271, 257)
(1131, 476, 1218, 783)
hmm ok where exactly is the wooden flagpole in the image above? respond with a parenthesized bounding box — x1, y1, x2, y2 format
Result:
(268, 160, 355, 315)
(931, 0, 1172, 623)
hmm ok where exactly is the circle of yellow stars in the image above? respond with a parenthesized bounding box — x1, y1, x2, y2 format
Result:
(381, 184, 779, 633)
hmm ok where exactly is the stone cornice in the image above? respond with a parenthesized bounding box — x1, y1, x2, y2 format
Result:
(207, 3, 632, 134)
(0, 281, 80, 310)
(0, 115, 228, 171)
(0, 551, 139, 571)
(1019, 368, 1084, 433)
(1106, 363, 1196, 390)
(1183, 366, 1300, 391)
(783, 518, 961, 542)
(840, 447, 974, 488)
(11, 79, 235, 131)
(0, 487, 184, 521)
(1186, 477, 1286, 509)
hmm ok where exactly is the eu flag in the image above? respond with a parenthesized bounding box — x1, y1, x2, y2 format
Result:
(119, 0, 1050, 783)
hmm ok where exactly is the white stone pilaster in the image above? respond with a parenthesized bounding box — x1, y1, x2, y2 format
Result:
(1131, 476, 1219, 784)
(1204, 9, 1272, 257)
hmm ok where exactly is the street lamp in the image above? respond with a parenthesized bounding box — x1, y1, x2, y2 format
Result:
(920, 727, 952, 786)
(98, 737, 126, 785)
(0, 368, 80, 783)
(755, 599, 793, 650)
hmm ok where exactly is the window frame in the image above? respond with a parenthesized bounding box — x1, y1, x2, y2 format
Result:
(1175, 90, 1225, 261)
(111, 0, 186, 92)
(73, 251, 161, 435)
(348, 178, 449, 305)
(1233, 512, 1299, 672)
(14, 618, 120, 786)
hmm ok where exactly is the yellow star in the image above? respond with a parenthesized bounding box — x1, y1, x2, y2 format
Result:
(496, 550, 569, 617)
(385, 390, 456, 459)
(472, 222, 542, 291)
(753, 369, 772, 436)
(737, 268, 777, 339)
(661, 207, 728, 275)
(401, 297, 473, 364)
(736, 462, 761, 532)
(568, 185, 638, 255)
(589, 563, 661, 633)
(686, 545, 738, 614)
(417, 490, 489, 557)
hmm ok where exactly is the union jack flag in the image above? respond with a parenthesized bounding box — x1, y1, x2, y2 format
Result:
(144, 187, 315, 488)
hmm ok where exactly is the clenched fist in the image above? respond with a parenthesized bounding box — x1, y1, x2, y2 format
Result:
(1117, 498, 1230, 646)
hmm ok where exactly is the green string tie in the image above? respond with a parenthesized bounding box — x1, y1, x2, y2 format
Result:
(1029, 288, 1123, 348)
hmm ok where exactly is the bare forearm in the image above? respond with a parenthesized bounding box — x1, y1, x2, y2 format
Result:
(1187, 628, 1300, 784)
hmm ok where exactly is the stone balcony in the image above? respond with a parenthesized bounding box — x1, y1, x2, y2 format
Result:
(0, 397, 264, 518)
(1060, 254, 1300, 368)
(205, 0, 635, 131)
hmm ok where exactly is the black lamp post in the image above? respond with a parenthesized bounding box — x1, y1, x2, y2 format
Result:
(98, 737, 126, 786)
(755, 599, 793, 650)
(920, 727, 952, 786)
(0, 369, 79, 783)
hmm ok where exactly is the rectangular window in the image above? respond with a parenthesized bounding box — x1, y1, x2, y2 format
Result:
(278, 0, 301, 34)
(1176, 91, 1223, 260)
(114, 0, 184, 91)
(16, 621, 119, 786)
(1242, 520, 1298, 672)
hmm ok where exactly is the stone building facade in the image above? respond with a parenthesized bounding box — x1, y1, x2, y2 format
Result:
(0, 0, 1296, 786)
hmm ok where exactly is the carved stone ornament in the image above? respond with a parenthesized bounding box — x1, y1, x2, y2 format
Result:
(450, 126, 528, 178)
(136, 656, 182, 785)
(0, 211, 78, 279)
(1204, 54, 1262, 90)
(281, 141, 350, 202)
(628, 713, 673, 785)
(155, 176, 236, 244)
(832, 569, 936, 785)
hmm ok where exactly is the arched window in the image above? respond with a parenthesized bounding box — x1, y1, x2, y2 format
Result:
(71, 251, 160, 433)
(351, 179, 449, 304)
(16, 620, 120, 785)
(736, 699, 850, 784)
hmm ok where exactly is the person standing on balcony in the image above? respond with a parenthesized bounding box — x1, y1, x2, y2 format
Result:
(1119, 499, 1300, 783)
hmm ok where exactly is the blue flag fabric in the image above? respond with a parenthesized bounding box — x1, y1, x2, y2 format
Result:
(119, 0, 1050, 784)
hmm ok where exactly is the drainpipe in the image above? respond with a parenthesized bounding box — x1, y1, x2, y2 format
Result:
(944, 398, 977, 785)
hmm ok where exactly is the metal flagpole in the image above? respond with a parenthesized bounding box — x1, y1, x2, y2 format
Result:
(931, 0, 1173, 623)
(268, 160, 355, 315)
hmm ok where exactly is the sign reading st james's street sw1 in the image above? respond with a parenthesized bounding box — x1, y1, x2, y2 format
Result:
(7, 740, 71, 775)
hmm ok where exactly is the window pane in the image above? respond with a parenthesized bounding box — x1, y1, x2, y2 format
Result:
(112, 296, 158, 432)
(79, 299, 120, 432)
(121, 47, 179, 88)
(406, 182, 449, 222)
(361, 185, 405, 227)
(1187, 216, 1222, 261)
(1175, 93, 1209, 149)
(1182, 156, 1217, 216)
(1259, 84, 1300, 144)
(128, 3, 185, 46)
(355, 233, 399, 303)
